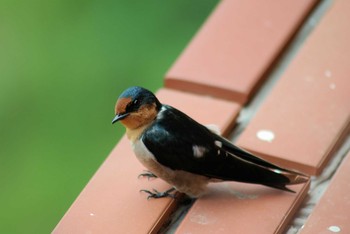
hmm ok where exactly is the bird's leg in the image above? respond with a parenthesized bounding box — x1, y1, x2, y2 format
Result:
(140, 187, 176, 199)
(138, 170, 158, 180)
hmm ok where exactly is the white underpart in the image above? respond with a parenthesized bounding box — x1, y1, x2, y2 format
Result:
(132, 137, 209, 198)
(132, 138, 156, 161)
(192, 145, 207, 158)
(132, 138, 173, 180)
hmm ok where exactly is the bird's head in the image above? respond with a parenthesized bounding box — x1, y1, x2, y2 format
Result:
(112, 86, 161, 130)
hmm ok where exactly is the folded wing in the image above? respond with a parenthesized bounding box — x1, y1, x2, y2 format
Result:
(142, 105, 308, 192)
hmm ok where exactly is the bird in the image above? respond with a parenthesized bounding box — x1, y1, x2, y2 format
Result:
(112, 86, 308, 199)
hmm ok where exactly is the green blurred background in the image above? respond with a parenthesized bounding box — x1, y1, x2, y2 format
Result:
(0, 1, 217, 233)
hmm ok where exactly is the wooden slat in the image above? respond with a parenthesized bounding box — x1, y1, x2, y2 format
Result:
(300, 151, 350, 233)
(236, 0, 350, 175)
(176, 181, 310, 234)
(165, 0, 318, 104)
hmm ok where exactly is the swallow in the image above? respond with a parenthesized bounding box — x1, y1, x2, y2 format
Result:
(112, 86, 308, 199)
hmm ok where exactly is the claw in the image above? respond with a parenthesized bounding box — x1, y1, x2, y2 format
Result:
(140, 187, 176, 199)
(138, 170, 158, 180)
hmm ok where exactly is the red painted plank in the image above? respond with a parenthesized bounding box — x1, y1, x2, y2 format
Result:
(300, 151, 350, 234)
(53, 136, 175, 234)
(53, 88, 240, 233)
(176, 181, 310, 234)
(165, 0, 318, 104)
(236, 0, 350, 175)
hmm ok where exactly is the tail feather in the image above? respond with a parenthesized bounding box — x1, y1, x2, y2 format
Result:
(210, 134, 309, 192)
(262, 183, 296, 193)
(271, 169, 309, 184)
(264, 169, 309, 192)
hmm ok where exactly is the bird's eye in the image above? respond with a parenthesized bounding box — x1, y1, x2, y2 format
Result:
(126, 98, 140, 112)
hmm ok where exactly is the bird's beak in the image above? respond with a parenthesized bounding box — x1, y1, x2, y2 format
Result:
(112, 112, 129, 124)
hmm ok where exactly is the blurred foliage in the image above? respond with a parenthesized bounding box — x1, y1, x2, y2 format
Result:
(0, 0, 217, 233)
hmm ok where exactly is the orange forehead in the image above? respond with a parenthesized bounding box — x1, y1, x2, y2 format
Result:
(115, 97, 132, 114)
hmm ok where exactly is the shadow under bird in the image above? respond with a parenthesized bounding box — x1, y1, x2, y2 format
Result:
(112, 86, 308, 199)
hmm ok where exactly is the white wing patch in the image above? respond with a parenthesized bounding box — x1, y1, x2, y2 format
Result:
(156, 105, 169, 120)
(214, 140, 223, 148)
(192, 145, 207, 158)
(205, 124, 221, 135)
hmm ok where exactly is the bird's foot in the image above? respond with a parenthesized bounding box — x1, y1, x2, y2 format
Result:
(138, 170, 158, 180)
(140, 187, 176, 199)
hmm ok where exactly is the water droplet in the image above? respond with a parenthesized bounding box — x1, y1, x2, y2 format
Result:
(329, 83, 336, 90)
(190, 214, 208, 225)
(256, 130, 275, 142)
(328, 226, 341, 232)
(325, 70, 332, 78)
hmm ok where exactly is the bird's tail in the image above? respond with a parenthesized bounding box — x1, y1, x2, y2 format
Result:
(261, 169, 309, 192)
(212, 135, 309, 193)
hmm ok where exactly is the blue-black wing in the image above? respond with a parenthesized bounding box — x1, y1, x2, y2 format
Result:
(142, 105, 306, 191)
